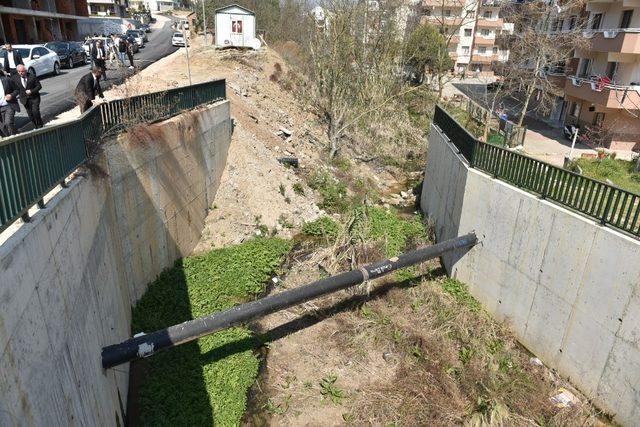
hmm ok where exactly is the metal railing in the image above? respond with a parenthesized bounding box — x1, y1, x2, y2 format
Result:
(433, 105, 640, 238)
(0, 79, 226, 233)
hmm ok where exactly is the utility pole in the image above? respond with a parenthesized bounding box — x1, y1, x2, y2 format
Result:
(202, 0, 207, 45)
(181, 22, 192, 85)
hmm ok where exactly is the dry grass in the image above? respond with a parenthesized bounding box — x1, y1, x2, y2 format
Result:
(332, 275, 610, 426)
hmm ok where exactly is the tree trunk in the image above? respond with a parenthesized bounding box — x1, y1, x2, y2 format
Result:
(328, 119, 340, 158)
(518, 57, 541, 127)
(635, 155, 640, 172)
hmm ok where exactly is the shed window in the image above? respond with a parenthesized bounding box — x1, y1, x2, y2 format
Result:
(232, 20, 243, 33)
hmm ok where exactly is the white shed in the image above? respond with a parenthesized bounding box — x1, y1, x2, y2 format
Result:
(214, 4, 260, 49)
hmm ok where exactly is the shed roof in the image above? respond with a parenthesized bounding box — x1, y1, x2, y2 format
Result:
(214, 4, 255, 15)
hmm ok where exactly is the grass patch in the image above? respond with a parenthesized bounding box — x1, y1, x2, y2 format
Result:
(131, 238, 291, 426)
(487, 132, 506, 146)
(302, 216, 340, 240)
(574, 157, 640, 194)
(441, 278, 482, 313)
(365, 206, 428, 257)
(308, 171, 353, 213)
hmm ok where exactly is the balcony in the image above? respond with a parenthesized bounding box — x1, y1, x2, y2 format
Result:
(477, 18, 504, 29)
(471, 54, 499, 63)
(422, 0, 465, 7)
(422, 15, 464, 26)
(583, 29, 640, 54)
(474, 36, 495, 46)
(565, 76, 640, 109)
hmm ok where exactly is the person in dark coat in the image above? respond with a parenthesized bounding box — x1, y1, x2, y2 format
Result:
(74, 66, 104, 113)
(0, 73, 20, 136)
(90, 40, 108, 80)
(3, 43, 24, 76)
(13, 64, 43, 128)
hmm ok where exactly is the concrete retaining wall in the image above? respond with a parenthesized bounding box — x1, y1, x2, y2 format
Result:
(0, 101, 232, 426)
(421, 124, 640, 426)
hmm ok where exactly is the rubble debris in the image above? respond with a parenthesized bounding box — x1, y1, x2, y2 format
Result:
(278, 157, 299, 168)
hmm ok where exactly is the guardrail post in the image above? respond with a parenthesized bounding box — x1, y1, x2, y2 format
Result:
(37, 199, 45, 209)
(601, 188, 615, 226)
(469, 140, 477, 168)
(540, 166, 552, 199)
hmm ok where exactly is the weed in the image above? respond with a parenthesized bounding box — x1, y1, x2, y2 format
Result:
(459, 346, 476, 365)
(331, 155, 351, 172)
(342, 413, 355, 423)
(302, 216, 340, 240)
(279, 183, 286, 197)
(303, 381, 314, 389)
(365, 207, 428, 257)
(441, 278, 481, 312)
(264, 395, 291, 415)
(284, 197, 291, 204)
(319, 374, 346, 405)
(292, 182, 305, 195)
(308, 171, 352, 213)
(131, 238, 291, 426)
(278, 214, 294, 229)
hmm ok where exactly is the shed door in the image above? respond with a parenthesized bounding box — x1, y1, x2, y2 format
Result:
(229, 15, 245, 46)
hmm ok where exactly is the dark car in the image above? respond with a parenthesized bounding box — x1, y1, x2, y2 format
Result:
(141, 24, 151, 33)
(44, 41, 86, 68)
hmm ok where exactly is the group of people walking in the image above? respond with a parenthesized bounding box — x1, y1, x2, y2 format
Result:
(0, 33, 137, 137)
(87, 34, 136, 81)
(0, 43, 43, 137)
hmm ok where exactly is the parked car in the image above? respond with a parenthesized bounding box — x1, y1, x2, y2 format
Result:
(0, 45, 61, 77)
(44, 41, 86, 68)
(140, 24, 151, 33)
(171, 32, 187, 47)
(126, 29, 145, 47)
(486, 80, 504, 92)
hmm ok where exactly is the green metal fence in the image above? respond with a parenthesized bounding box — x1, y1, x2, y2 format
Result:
(434, 105, 640, 238)
(0, 79, 226, 233)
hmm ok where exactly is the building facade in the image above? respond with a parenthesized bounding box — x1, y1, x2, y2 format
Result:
(421, 0, 512, 75)
(87, 0, 128, 17)
(564, 0, 640, 151)
(0, 0, 89, 43)
(130, 0, 181, 12)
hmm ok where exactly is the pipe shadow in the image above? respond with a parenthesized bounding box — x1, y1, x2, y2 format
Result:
(200, 269, 446, 366)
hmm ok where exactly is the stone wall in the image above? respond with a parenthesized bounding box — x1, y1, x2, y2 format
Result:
(421, 124, 640, 426)
(0, 100, 232, 425)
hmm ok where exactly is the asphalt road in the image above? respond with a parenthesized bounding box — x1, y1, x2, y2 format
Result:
(16, 18, 179, 130)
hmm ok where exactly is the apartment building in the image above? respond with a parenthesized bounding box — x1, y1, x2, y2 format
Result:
(87, 0, 128, 17)
(130, 0, 181, 12)
(0, 0, 89, 43)
(421, 0, 512, 75)
(563, 0, 640, 151)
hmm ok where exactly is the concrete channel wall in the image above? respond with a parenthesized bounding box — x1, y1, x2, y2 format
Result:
(0, 100, 232, 426)
(421, 124, 640, 426)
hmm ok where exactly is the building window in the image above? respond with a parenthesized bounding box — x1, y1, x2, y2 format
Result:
(443, 9, 451, 17)
(551, 19, 558, 31)
(605, 62, 618, 79)
(578, 58, 592, 77)
(569, 16, 577, 30)
(591, 13, 602, 30)
(479, 46, 487, 53)
(593, 112, 605, 127)
(425, 8, 431, 16)
(483, 10, 492, 19)
(481, 29, 490, 36)
(558, 19, 564, 31)
(570, 102, 581, 118)
(232, 20, 243, 34)
(462, 46, 470, 54)
(621, 10, 633, 29)
(464, 28, 472, 36)
(492, 46, 498, 54)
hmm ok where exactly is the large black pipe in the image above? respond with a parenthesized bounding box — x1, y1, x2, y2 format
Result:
(101, 232, 477, 369)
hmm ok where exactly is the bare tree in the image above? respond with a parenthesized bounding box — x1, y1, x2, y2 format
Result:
(419, 0, 480, 98)
(500, 0, 588, 126)
(307, 0, 408, 157)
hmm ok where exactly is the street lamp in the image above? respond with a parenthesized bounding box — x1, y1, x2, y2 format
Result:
(202, 0, 207, 45)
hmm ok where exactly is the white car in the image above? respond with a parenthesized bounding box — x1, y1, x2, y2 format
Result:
(171, 32, 188, 47)
(0, 45, 61, 77)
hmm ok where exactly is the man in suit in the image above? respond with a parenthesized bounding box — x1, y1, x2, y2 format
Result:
(3, 43, 24, 76)
(0, 73, 20, 136)
(91, 40, 108, 80)
(75, 66, 105, 114)
(14, 64, 43, 128)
